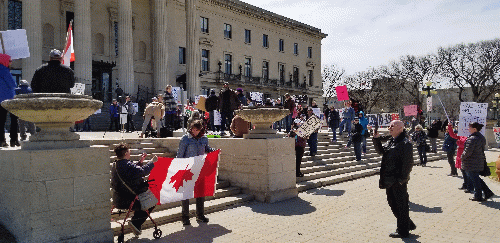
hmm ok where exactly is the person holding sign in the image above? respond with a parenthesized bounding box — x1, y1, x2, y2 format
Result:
(0, 53, 19, 147)
(338, 101, 355, 137)
(31, 49, 75, 93)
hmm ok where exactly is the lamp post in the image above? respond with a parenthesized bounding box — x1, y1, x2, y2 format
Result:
(420, 81, 437, 127)
(493, 93, 500, 126)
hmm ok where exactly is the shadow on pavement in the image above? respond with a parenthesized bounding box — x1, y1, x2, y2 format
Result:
(129, 224, 231, 243)
(409, 202, 443, 213)
(402, 234, 421, 243)
(305, 188, 345, 197)
(0, 223, 16, 243)
(480, 199, 500, 210)
(250, 197, 316, 216)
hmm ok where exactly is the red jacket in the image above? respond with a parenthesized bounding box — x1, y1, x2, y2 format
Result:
(447, 125, 467, 169)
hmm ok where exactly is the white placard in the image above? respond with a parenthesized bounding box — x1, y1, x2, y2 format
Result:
(70, 83, 85, 94)
(312, 108, 321, 118)
(426, 96, 433, 112)
(0, 29, 30, 59)
(250, 92, 263, 102)
(171, 87, 182, 104)
(296, 115, 322, 138)
(459, 102, 488, 117)
(458, 115, 486, 137)
(213, 110, 222, 126)
(120, 114, 127, 125)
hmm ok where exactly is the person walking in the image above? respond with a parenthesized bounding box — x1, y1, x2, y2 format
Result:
(31, 49, 75, 93)
(373, 120, 416, 238)
(328, 106, 340, 143)
(0, 54, 18, 147)
(140, 97, 165, 138)
(461, 122, 495, 201)
(412, 125, 428, 166)
(443, 127, 458, 176)
(427, 120, 439, 153)
(123, 96, 136, 132)
(447, 123, 469, 190)
(338, 101, 355, 137)
(109, 99, 120, 132)
(283, 93, 296, 133)
(177, 119, 215, 225)
(358, 111, 369, 154)
(110, 143, 158, 236)
(350, 117, 363, 161)
(15, 80, 36, 141)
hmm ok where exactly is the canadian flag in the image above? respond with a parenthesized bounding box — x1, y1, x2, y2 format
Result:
(62, 21, 75, 67)
(148, 150, 220, 204)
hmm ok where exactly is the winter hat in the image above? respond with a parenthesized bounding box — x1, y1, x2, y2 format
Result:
(0, 53, 11, 68)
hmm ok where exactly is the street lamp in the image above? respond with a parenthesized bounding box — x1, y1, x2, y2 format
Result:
(493, 93, 500, 126)
(420, 81, 438, 127)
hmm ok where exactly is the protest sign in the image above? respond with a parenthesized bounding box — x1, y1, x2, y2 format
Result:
(194, 95, 207, 105)
(335, 85, 349, 101)
(70, 83, 85, 94)
(404, 105, 418, 117)
(366, 113, 399, 127)
(294, 95, 308, 104)
(296, 115, 322, 138)
(171, 87, 182, 104)
(494, 127, 500, 143)
(195, 96, 207, 111)
(250, 92, 263, 102)
(184, 105, 195, 117)
(365, 114, 379, 126)
(213, 110, 222, 126)
(312, 108, 321, 118)
(458, 102, 488, 137)
(0, 29, 30, 59)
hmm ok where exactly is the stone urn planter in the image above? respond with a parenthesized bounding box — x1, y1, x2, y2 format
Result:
(1, 93, 102, 149)
(234, 107, 290, 139)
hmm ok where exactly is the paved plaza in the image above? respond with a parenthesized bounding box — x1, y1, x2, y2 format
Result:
(115, 150, 500, 243)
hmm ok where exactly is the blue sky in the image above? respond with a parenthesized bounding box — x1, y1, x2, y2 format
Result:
(241, 0, 500, 75)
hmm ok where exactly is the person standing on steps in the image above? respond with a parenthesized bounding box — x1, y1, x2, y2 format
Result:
(109, 99, 120, 132)
(373, 120, 416, 239)
(411, 125, 428, 166)
(338, 101, 355, 137)
(177, 119, 215, 225)
(0, 54, 18, 147)
(328, 106, 340, 143)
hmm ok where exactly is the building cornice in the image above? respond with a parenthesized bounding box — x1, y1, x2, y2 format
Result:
(202, 0, 328, 39)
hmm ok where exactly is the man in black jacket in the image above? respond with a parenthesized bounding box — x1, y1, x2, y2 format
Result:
(373, 120, 416, 238)
(31, 49, 75, 93)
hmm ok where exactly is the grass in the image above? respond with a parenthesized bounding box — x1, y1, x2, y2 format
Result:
(487, 162, 498, 181)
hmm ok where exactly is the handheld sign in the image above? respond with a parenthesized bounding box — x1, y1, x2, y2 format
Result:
(335, 85, 349, 101)
(0, 29, 30, 59)
(296, 115, 322, 138)
(404, 105, 418, 117)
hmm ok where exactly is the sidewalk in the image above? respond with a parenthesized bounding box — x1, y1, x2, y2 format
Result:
(116, 153, 500, 243)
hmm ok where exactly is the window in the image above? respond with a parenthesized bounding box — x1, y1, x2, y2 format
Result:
(294, 43, 299, 55)
(279, 39, 284, 52)
(262, 61, 269, 81)
(201, 49, 210, 71)
(308, 70, 313, 86)
(245, 29, 251, 43)
(224, 23, 232, 39)
(293, 67, 299, 84)
(179, 47, 186, 64)
(244, 58, 252, 77)
(308, 47, 312, 58)
(279, 63, 285, 84)
(224, 54, 232, 74)
(8, 0, 22, 30)
(263, 34, 269, 48)
(200, 17, 209, 33)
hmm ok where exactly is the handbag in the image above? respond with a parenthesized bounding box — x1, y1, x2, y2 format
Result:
(114, 162, 158, 211)
(480, 159, 491, 177)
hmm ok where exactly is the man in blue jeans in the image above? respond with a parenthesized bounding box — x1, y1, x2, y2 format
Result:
(338, 101, 355, 136)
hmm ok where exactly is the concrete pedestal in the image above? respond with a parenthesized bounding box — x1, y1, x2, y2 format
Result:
(0, 146, 112, 243)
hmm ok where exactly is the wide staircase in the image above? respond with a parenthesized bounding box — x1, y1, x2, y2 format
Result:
(95, 130, 447, 236)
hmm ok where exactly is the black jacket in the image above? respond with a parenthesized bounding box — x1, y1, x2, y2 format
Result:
(111, 159, 155, 210)
(373, 131, 414, 189)
(350, 123, 363, 143)
(31, 60, 75, 93)
(205, 95, 219, 112)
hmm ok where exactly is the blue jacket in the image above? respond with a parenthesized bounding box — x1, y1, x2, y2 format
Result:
(0, 65, 16, 103)
(15, 84, 33, 95)
(343, 107, 355, 120)
(358, 111, 369, 135)
(109, 103, 120, 118)
(177, 133, 215, 158)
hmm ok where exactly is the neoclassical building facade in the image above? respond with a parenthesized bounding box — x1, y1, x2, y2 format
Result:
(1, 0, 327, 104)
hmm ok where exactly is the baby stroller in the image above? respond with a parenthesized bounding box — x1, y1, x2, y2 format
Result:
(112, 180, 162, 242)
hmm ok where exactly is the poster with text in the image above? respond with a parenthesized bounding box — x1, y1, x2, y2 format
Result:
(70, 83, 85, 95)
(195, 96, 207, 111)
(366, 114, 379, 126)
(213, 110, 222, 126)
(494, 127, 500, 143)
(171, 87, 182, 104)
(0, 29, 30, 59)
(459, 102, 488, 117)
(335, 85, 349, 101)
(250, 92, 263, 102)
(312, 108, 321, 118)
(458, 115, 486, 137)
(296, 115, 322, 138)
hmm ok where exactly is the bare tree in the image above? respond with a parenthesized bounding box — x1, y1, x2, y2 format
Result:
(322, 64, 345, 102)
(437, 39, 500, 102)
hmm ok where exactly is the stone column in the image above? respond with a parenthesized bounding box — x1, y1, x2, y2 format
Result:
(153, 0, 169, 92)
(185, 0, 199, 99)
(22, 0, 42, 82)
(75, 0, 92, 95)
(118, 0, 135, 95)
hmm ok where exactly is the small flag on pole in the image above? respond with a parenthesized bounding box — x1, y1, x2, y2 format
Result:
(62, 21, 75, 67)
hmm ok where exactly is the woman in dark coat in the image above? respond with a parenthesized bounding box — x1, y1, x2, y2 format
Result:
(411, 125, 428, 166)
(328, 107, 340, 143)
(461, 122, 494, 201)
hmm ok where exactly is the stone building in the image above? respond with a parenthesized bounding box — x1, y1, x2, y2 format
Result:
(1, 0, 327, 105)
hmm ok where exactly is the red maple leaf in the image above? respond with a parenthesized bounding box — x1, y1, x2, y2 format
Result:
(169, 165, 194, 192)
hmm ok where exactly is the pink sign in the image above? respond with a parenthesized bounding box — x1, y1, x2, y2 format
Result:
(335, 85, 349, 101)
(404, 105, 418, 116)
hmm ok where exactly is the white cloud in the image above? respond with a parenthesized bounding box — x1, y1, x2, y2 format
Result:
(240, 0, 500, 75)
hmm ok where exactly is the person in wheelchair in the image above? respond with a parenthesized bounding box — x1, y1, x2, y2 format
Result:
(111, 143, 158, 236)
